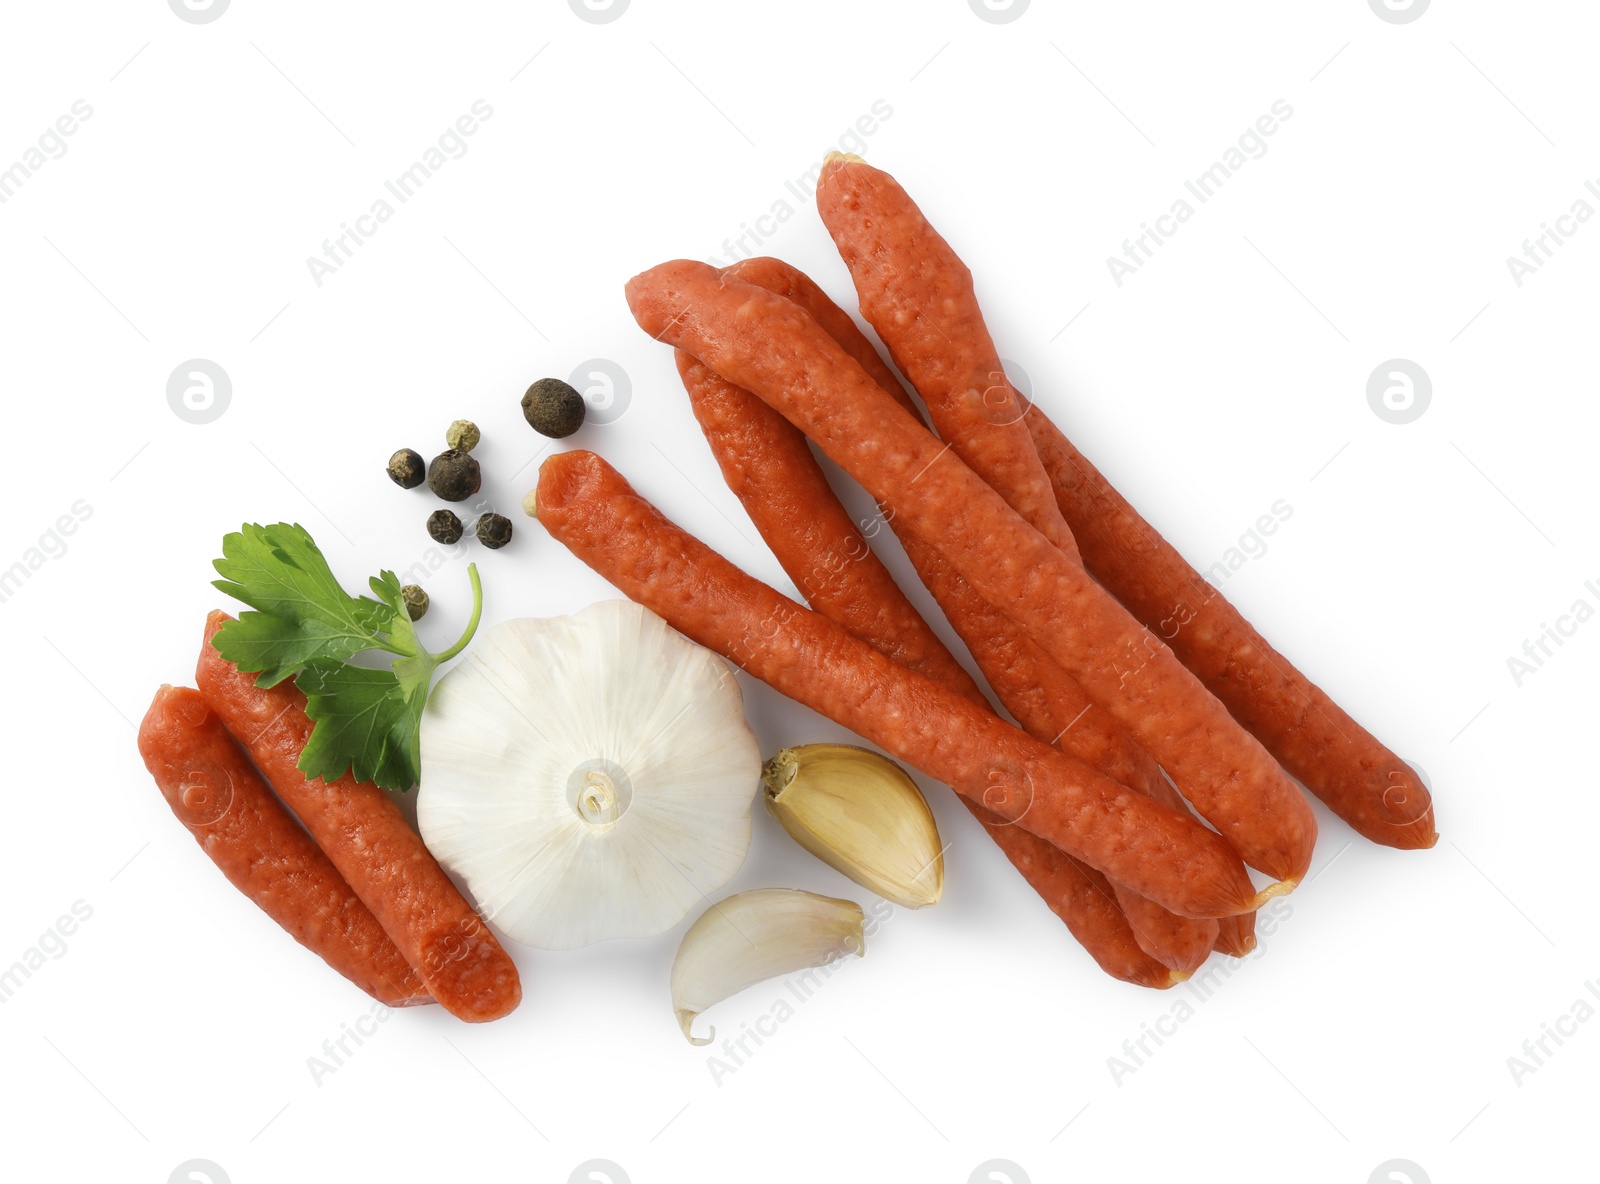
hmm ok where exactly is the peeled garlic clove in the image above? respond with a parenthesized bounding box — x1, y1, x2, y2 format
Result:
(762, 743, 945, 909)
(671, 888, 865, 1045)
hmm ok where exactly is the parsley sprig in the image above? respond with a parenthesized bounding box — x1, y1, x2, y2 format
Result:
(210, 523, 481, 791)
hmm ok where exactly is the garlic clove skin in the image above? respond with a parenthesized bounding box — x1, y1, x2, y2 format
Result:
(762, 744, 945, 909)
(418, 601, 760, 951)
(671, 889, 865, 1046)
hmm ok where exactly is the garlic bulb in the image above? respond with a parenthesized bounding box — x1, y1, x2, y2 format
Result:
(671, 889, 865, 1045)
(417, 600, 760, 950)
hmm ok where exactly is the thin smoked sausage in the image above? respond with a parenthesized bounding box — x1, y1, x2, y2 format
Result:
(1026, 409, 1437, 850)
(138, 685, 432, 1008)
(814, 154, 1082, 563)
(196, 614, 521, 1022)
(720, 258, 1221, 972)
(677, 346, 1187, 983)
(534, 449, 1262, 920)
(624, 260, 1316, 886)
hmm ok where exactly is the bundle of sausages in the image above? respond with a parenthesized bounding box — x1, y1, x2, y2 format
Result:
(536, 153, 1436, 987)
(136, 613, 521, 1020)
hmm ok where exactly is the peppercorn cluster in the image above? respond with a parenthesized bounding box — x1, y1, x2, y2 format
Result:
(387, 377, 590, 580)
(387, 419, 513, 568)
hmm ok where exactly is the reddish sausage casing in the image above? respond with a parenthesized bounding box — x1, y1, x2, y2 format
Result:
(726, 255, 1173, 803)
(138, 685, 432, 1007)
(676, 346, 1183, 985)
(815, 154, 1082, 563)
(1026, 411, 1437, 851)
(535, 450, 1261, 920)
(196, 614, 521, 1023)
(675, 348, 979, 695)
(625, 259, 1316, 887)
(720, 258, 1220, 974)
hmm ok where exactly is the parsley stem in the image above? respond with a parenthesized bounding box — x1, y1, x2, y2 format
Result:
(434, 563, 483, 663)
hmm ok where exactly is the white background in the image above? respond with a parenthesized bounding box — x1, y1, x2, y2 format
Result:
(1, 1, 1593, 1181)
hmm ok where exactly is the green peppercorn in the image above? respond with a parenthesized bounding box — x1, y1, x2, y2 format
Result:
(400, 584, 429, 621)
(521, 378, 586, 438)
(427, 449, 481, 502)
(387, 448, 426, 489)
(427, 509, 464, 544)
(476, 513, 513, 549)
(445, 419, 481, 453)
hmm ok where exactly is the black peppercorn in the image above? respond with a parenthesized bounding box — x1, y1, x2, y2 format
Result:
(521, 378, 586, 438)
(427, 449, 481, 502)
(476, 513, 513, 549)
(387, 448, 426, 489)
(427, 509, 464, 544)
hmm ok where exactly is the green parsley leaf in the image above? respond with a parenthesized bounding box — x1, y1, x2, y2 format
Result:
(212, 523, 392, 686)
(210, 524, 482, 791)
(294, 661, 427, 793)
